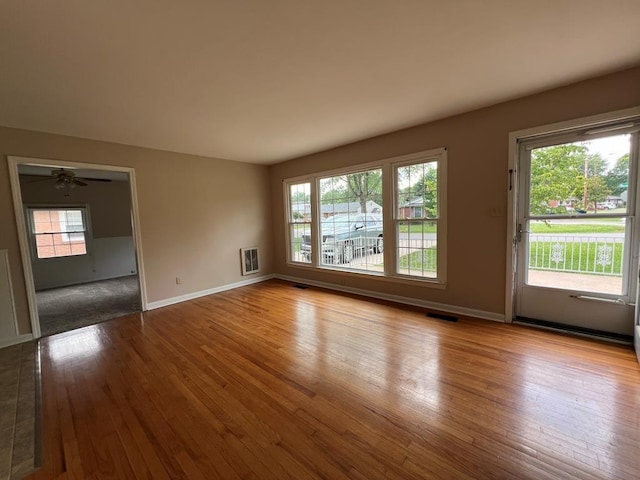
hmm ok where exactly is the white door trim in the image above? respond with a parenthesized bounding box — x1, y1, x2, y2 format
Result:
(7, 156, 148, 339)
(505, 106, 640, 324)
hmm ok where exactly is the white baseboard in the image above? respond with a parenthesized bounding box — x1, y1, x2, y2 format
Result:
(274, 274, 505, 323)
(144, 272, 505, 323)
(146, 274, 276, 310)
(0, 333, 34, 349)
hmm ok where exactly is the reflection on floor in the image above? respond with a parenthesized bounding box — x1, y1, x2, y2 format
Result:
(23, 280, 640, 479)
(0, 342, 39, 480)
(37, 275, 141, 337)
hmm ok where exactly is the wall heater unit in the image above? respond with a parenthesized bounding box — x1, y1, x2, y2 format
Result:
(241, 247, 260, 275)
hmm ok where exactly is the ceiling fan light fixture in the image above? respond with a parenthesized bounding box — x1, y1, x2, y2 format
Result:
(24, 166, 113, 189)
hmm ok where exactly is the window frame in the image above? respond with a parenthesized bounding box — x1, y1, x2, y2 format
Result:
(317, 165, 384, 272)
(284, 181, 314, 265)
(25, 205, 92, 261)
(392, 149, 447, 283)
(284, 148, 447, 287)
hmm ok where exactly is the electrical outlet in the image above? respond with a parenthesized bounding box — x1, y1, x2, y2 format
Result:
(176, 277, 182, 285)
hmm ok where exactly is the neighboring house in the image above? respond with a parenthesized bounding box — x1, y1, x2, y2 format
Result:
(398, 197, 426, 219)
(321, 201, 359, 218)
(621, 190, 628, 205)
(607, 195, 625, 206)
(291, 202, 311, 221)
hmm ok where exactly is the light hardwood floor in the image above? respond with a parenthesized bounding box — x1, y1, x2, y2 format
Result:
(26, 279, 640, 479)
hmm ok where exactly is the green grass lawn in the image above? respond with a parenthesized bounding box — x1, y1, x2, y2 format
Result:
(398, 247, 437, 271)
(399, 223, 437, 233)
(291, 237, 301, 252)
(400, 222, 625, 235)
(529, 241, 623, 275)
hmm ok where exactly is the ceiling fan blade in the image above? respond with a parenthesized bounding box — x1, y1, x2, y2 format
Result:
(52, 168, 73, 176)
(23, 176, 56, 183)
(80, 177, 112, 183)
(72, 178, 88, 187)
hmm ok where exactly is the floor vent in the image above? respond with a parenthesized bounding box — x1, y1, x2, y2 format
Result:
(427, 312, 458, 322)
(240, 247, 260, 275)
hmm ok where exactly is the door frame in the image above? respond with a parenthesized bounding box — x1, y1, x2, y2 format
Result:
(506, 106, 640, 324)
(7, 156, 148, 339)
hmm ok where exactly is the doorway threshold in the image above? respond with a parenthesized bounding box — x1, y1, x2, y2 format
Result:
(514, 317, 633, 345)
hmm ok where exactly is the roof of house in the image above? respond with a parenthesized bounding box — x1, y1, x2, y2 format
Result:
(401, 198, 426, 207)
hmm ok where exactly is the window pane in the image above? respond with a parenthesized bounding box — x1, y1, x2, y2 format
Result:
(526, 218, 625, 294)
(397, 162, 438, 219)
(289, 183, 310, 222)
(396, 159, 440, 278)
(289, 183, 312, 263)
(70, 242, 87, 255)
(33, 210, 54, 234)
(58, 209, 85, 232)
(291, 224, 311, 263)
(529, 135, 630, 216)
(35, 232, 87, 258)
(318, 169, 383, 272)
(397, 221, 437, 278)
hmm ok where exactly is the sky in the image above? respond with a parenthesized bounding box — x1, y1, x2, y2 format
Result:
(583, 133, 630, 169)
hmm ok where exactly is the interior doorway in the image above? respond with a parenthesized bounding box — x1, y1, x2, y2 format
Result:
(7, 157, 147, 338)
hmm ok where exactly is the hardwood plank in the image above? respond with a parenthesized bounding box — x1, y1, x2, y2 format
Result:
(24, 279, 640, 479)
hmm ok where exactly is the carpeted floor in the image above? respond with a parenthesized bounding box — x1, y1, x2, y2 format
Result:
(36, 275, 141, 337)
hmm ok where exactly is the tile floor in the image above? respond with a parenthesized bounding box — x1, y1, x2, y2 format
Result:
(0, 342, 38, 480)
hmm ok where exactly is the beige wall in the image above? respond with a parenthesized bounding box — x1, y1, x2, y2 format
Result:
(0, 129, 273, 334)
(2, 66, 638, 337)
(270, 66, 640, 317)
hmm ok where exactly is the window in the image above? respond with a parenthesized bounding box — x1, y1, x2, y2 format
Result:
(395, 154, 445, 280)
(288, 183, 312, 264)
(28, 207, 88, 259)
(317, 169, 383, 272)
(284, 148, 447, 285)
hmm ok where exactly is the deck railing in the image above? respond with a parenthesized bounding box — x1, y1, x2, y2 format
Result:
(529, 235, 623, 276)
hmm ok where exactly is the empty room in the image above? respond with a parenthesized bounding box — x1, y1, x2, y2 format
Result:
(1, 2, 640, 479)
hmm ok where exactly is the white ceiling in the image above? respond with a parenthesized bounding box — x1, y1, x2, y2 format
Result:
(1, 1, 639, 165)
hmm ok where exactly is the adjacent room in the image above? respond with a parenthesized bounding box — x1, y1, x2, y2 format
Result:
(18, 164, 141, 337)
(0, 1, 639, 479)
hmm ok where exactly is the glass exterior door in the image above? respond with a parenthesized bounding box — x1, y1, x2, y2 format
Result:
(516, 130, 639, 336)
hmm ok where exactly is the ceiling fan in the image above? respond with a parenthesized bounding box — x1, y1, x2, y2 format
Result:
(25, 168, 112, 189)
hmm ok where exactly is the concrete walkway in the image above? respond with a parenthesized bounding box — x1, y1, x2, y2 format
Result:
(527, 270, 622, 294)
